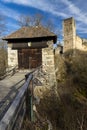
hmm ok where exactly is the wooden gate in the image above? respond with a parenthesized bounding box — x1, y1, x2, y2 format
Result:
(18, 49, 42, 69)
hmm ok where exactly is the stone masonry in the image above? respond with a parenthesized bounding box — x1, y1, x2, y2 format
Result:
(63, 17, 76, 52)
(8, 44, 18, 67)
(7, 40, 57, 86)
(63, 17, 87, 52)
(42, 40, 56, 86)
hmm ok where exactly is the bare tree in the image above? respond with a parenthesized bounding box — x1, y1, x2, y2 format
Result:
(18, 15, 31, 27)
(33, 13, 43, 26)
(45, 19, 55, 32)
(17, 13, 62, 41)
(18, 13, 43, 27)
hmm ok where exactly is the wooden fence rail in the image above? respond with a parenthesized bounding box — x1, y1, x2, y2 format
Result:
(0, 65, 18, 80)
(0, 73, 33, 130)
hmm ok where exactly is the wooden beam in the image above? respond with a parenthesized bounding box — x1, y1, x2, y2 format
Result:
(12, 42, 48, 49)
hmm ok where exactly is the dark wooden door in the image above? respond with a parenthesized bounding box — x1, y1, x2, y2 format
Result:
(18, 49, 42, 69)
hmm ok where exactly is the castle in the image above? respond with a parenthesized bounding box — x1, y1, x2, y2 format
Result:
(3, 17, 87, 69)
(63, 17, 87, 52)
(3, 17, 87, 86)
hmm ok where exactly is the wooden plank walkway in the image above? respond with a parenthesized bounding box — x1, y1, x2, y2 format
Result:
(0, 72, 27, 101)
(0, 71, 31, 119)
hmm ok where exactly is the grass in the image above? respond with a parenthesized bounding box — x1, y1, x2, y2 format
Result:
(35, 49, 87, 130)
(22, 49, 87, 130)
(0, 48, 7, 77)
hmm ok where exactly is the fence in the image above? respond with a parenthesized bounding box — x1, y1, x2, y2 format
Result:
(0, 72, 33, 130)
(0, 65, 18, 80)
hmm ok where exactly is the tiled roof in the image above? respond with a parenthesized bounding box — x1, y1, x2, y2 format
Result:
(3, 26, 56, 40)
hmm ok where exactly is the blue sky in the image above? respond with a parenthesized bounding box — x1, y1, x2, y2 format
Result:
(0, 0, 87, 41)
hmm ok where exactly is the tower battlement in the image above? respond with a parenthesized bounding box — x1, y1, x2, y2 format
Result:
(63, 17, 87, 52)
(63, 17, 76, 52)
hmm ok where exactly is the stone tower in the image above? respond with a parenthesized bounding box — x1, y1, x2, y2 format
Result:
(63, 17, 76, 52)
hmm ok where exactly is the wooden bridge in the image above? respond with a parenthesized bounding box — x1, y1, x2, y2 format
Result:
(0, 66, 48, 130)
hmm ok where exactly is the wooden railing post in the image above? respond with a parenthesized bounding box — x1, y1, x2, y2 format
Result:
(30, 78, 34, 122)
(0, 73, 34, 130)
(25, 74, 34, 121)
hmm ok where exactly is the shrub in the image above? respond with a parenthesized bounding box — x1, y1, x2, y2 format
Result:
(0, 48, 7, 77)
(64, 49, 87, 97)
(36, 49, 87, 130)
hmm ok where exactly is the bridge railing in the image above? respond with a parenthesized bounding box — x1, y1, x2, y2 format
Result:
(0, 65, 18, 80)
(0, 72, 33, 130)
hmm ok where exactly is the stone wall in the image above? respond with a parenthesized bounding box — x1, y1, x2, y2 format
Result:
(75, 36, 87, 51)
(8, 44, 18, 67)
(7, 41, 56, 85)
(42, 40, 56, 86)
(63, 17, 87, 52)
(7, 41, 57, 85)
(82, 39, 87, 51)
(75, 36, 82, 49)
(82, 44, 87, 51)
(63, 17, 76, 52)
(54, 45, 63, 55)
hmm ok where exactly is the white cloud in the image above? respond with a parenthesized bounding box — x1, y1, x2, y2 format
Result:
(3, 0, 87, 24)
(59, 0, 87, 36)
(76, 23, 87, 34)
(0, 3, 20, 21)
(1, 0, 87, 35)
(0, 3, 21, 35)
(7, 22, 20, 29)
(61, 0, 87, 24)
(2, 0, 68, 18)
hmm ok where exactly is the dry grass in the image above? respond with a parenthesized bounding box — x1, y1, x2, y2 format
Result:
(35, 49, 87, 130)
(23, 49, 87, 130)
(0, 48, 7, 77)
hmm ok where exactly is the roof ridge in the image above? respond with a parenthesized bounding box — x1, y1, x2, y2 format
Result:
(3, 25, 57, 40)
